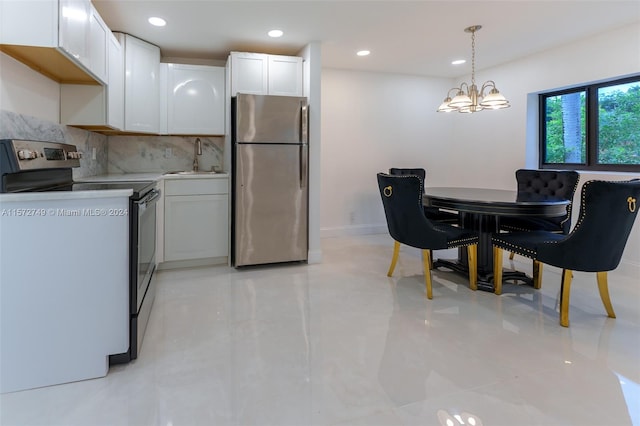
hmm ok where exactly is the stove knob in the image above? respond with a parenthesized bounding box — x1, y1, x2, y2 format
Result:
(76, 151, 83, 159)
(18, 150, 37, 160)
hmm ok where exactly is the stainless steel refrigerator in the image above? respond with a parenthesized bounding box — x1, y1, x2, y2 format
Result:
(231, 94, 309, 267)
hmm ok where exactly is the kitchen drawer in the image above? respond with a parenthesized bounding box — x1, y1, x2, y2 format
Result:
(164, 178, 228, 196)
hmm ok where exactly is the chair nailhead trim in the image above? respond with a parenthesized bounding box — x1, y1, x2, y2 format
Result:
(493, 239, 536, 259)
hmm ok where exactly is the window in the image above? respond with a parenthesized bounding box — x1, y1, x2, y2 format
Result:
(539, 75, 640, 172)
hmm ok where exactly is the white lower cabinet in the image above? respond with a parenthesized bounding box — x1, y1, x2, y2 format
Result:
(163, 177, 229, 264)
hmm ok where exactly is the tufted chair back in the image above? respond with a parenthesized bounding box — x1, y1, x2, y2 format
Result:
(514, 169, 580, 233)
(389, 168, 426, 182)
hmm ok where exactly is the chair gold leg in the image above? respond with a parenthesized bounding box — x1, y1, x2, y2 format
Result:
(533, 260, 543, 289)
(422, 249, 433, 299)
(560, 269, 573, 327)
(493, 246, 503, 295)
(467, 244, 478, 291)
(509, 252, 515, 260)
(596, 271, 616, 319)
(387, 241, 400, 277)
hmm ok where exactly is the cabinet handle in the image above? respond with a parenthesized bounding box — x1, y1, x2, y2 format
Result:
(300, 144, 308, 189)
(300, 103, 308, 144)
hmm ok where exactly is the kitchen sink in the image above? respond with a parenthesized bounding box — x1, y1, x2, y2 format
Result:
(164, 170, 218, 175)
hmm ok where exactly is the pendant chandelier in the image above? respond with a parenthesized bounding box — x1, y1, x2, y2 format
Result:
(437, 25, 510, 113)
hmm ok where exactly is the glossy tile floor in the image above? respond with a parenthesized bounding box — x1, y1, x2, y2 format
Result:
(2, 234, 639, 426)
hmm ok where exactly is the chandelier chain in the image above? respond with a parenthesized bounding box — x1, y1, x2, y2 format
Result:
(471, 29, 476, 86)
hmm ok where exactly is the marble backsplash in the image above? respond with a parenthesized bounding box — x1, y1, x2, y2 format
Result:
(107, 135, 224, 174)
(1, 110, 226, 177)
(0, 110, 108, 178)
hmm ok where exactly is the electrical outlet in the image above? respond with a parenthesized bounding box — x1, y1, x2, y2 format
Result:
(165, 148, 172, 158)
(92, 147, 97, 160)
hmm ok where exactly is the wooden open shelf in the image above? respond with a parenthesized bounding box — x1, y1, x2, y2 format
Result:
(0, 44, 101, 85)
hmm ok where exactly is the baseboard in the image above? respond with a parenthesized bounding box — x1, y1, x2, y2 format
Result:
(320, 224, 387, 238)
(158, 256, 227, 271)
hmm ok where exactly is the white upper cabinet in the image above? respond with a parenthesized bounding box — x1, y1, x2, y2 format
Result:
(268, 55, 304, 96)
(166, 64, 225, 135)
(107, 32, 125, 130)
(87, 3, 108, 84)
(229, 52, 302, 97)
(0, 0, 102, 84)
(60, 30, 124, 130)
(58, 0, 90, 68)
(230, 52, 268, 95)
(116, 33, 160, 134)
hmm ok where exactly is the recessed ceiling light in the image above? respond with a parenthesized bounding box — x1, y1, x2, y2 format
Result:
(451, 59, 466, 65)
(268, 29, 284, 38)
(356, 50, 370, 57)
(148, 17, 166, 27)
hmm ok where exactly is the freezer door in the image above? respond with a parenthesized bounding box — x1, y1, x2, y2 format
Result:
(234, 144, 308, 266)
(235, 94, 308, 144)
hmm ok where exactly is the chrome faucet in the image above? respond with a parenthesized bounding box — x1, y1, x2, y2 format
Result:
(193, 138, 202, 171)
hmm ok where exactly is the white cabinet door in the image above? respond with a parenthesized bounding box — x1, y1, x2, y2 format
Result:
(230, 52, 268, 96)
(230, 52, 303, 97)
(58, 0, 90, 68)
(164, 194, 229, 261)
(106, 31, 124, 130)
(88, 3, 107, 83)
(268, 55, 303, 97)
(167, 64, 225, 135)
(0, 0, 58, 47)
(120, 33, 160, 133)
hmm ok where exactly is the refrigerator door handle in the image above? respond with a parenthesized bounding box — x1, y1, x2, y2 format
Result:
(300, 143, 308, 189)
(300, 103, 309, 143)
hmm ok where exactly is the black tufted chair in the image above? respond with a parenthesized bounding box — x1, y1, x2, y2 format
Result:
(377, 173, 479, 298)
(501, 169, 580, 263)
(389, 168, 459, 224)
(492, 179, 640, 326)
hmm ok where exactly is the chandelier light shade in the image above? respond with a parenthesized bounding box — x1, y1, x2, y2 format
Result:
(437, 25, 510, 113)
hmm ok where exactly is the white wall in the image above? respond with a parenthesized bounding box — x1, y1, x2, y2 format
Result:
(321, 23, 640, 269)
(299, 42, 323, 263)
(320, 69, 452, 236)
(0, 52, 60, 122)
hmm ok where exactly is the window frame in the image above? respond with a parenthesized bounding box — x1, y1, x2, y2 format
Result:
(538, 75, 640, 173)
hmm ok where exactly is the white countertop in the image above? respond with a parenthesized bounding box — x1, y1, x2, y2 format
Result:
(0, 189, 133, 202)
(78, 172, 229, 182)
(162, 172, 229, 180)
(77, 173, 164, 182)
(0, 173, 229, 202)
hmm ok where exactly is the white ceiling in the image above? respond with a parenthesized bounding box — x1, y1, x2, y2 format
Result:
(93, 0, 640, 79)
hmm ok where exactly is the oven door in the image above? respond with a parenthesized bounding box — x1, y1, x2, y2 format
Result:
(135, 188, 160, 313)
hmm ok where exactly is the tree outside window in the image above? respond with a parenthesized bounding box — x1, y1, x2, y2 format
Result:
(540, 76, 640, 172)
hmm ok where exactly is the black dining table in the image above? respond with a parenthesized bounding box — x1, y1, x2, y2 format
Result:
(424, 187, 571, 292)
